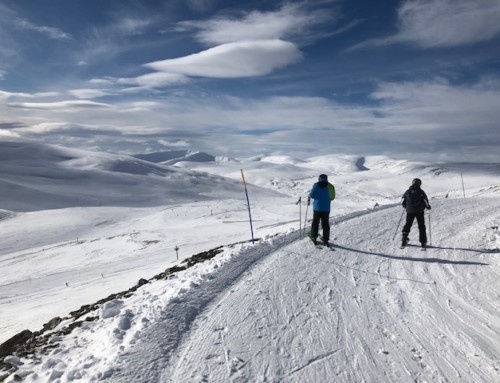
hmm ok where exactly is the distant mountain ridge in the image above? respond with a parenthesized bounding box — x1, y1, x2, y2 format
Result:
(134, 150, 216, 165)
(0, 140, 498, 212)
(0, 141, 276, 212)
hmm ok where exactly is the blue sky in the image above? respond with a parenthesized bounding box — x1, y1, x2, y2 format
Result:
(1, 0, 499, 161)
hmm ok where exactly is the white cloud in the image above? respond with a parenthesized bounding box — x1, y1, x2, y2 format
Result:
(69, 89, 110, 99)
(8, 100, 112, 110)
(0, 70, 6, 80)
(159, 139, 190, 147)
(0, 90, 59, 100)
(111, 17, 158, 36)
(177, 3, 335, 45)
(0, 129, 20, 138)
(22, 122, 69, 133)
(119, 101, 163, 112)
(118, 72, 188, 88)
(367, 78, 500, 153)
(72, 15, 158, 67)
(371, 78, 500, 119)
(15, 17, 72, 40)
(89, 78, 116, 86)
(145, 39, 302, 78)
(140, 3, 335, 87)
(353, 0, 500, 49)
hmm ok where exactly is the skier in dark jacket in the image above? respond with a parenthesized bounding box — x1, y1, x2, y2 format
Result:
(308, 174, 336, 246)
(401, 178, 431, 248)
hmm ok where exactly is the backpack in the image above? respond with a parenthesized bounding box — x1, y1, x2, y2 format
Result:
(407, 188, 423, 207)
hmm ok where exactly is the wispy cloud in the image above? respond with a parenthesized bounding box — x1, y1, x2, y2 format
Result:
(15, 17, 72, 40)
(111, 17, 158, 36)
(158, 139, 190, 147)
(69, 89, 111, 99)
(73, 14, 160, 67)
(4, 77, 500, 161)
(145, 40, 302, 78)
(8, 100, 112, 110)
(369, 78, 500, 152)
(176, 3, 336, 46)
(20, 122, 121, 136)
(0, 129, 20, 138)
(352, 0, 500, 49)
(0, 90, 59, 100)
(118, 72, 188, 88)
(133, 2, 336, 88)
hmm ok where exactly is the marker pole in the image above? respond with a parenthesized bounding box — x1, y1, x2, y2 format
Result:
(296, 197, 302, 238)
(240, 169, 255, 244)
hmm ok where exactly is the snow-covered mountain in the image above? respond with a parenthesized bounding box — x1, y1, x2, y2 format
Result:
(0, 141, 280, 212)
(133, 150, 217, 166)
(0, 140, 499, 382)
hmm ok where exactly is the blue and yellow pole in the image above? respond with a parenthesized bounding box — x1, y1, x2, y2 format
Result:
(240, 169, 255, 244)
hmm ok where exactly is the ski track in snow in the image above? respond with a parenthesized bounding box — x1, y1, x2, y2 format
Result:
(81, 198, 500, 383)
(2, 142, 500, 383)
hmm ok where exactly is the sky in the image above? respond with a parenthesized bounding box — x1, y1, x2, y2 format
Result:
(0, 0, 500, 161)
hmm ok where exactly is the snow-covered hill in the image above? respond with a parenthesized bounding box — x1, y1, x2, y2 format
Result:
(134, 150, 216, 166)
(0, 140, 499, 382)
(0, 141, 279, 212)
(2, 197, 499, 382)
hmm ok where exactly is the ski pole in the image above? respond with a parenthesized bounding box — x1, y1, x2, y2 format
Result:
(303, 197, 310, 237)
(296, 197, 302, 238)
(392, 209, 405, 241)
(428, 209, 432, 245)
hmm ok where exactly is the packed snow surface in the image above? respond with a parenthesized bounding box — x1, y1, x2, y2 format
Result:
(0, 141, 499, 382)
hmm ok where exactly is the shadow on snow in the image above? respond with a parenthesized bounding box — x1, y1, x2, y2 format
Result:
(332, 244, 489, 266)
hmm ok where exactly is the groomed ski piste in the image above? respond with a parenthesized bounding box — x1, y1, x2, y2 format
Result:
(4, 197, 500, 382)
(1, 142, 499, 382)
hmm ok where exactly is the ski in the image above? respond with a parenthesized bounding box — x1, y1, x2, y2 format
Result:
(307, 232, 323, 248)
(399, 242, 427, 251)
(317, 234, 335, 251)
(307, 232, 336, 250)
(323, 243, 335, 251)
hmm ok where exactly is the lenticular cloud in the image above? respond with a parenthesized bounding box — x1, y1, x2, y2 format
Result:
(144, 39, 302, 78)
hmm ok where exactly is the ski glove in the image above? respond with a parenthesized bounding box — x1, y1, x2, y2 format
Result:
(307, 197, 311, 206)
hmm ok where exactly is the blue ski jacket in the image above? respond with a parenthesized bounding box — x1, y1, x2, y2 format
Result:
(309, 181, 335, 212)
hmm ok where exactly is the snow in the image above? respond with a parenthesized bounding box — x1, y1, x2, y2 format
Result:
(1, 140, 499, 382)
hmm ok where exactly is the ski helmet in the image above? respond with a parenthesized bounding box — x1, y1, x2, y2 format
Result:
(412, 178, 422, 186)
(319, 174, 328, 182)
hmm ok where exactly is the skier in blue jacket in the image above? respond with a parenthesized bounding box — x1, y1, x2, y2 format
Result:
(308, 174, 336, 246)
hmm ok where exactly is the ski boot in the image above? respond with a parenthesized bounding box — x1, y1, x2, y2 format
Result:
(401, 236, 409, 249)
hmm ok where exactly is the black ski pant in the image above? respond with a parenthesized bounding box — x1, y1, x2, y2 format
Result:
(402, 212, 427, 244)
(311, 210, 330, 242)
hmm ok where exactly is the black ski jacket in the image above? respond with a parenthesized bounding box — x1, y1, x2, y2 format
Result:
(402, 185, 430, 214)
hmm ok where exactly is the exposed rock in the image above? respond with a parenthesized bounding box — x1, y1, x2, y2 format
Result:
(41, 317, 62, 332)
(0, 239, 259, 382)
(0, 330, 32, 357)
